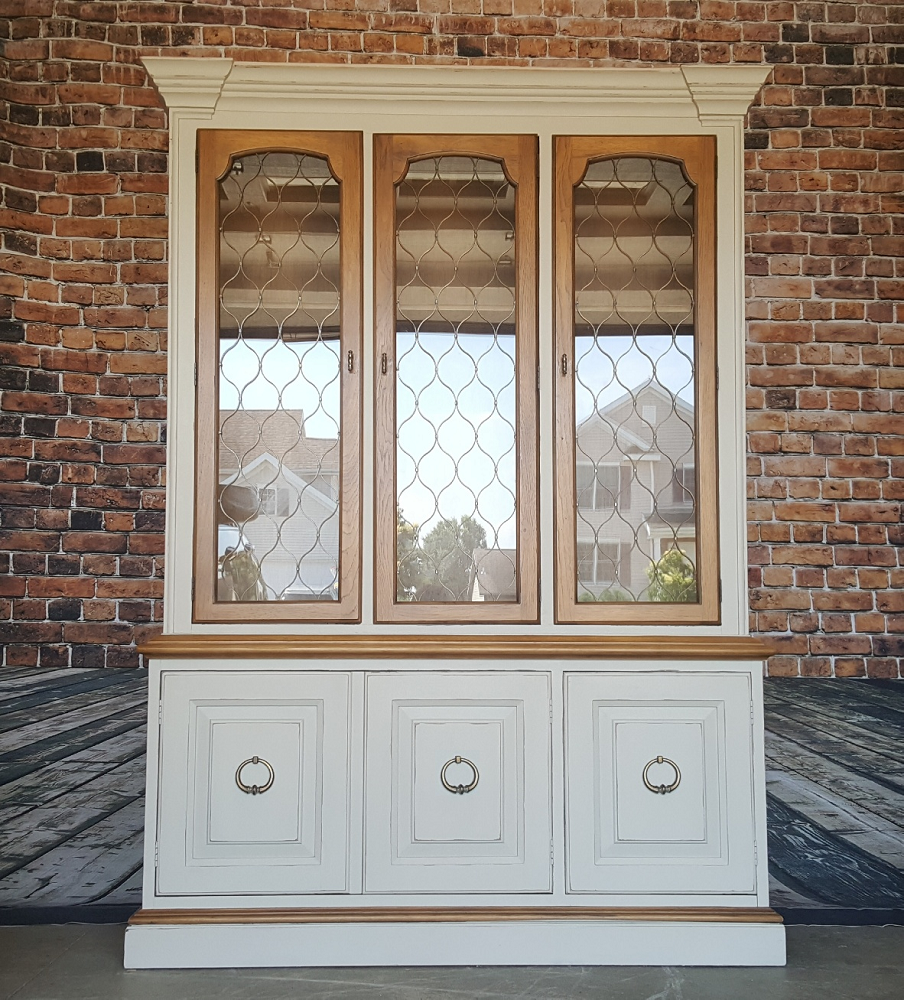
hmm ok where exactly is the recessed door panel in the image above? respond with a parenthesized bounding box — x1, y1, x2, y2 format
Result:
(613, 718, 709, 844)
(409, 716, 506, 845)
(201, 713, 308, 848)
(156, 670, 350, 895)
(565, 670, 756, 895)
(365, 671, 551, 893)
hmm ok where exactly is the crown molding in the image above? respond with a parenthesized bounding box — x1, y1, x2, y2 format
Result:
(142, 57, 232, 117)
(141, 59, 768, 124)
(681, 65, 771, 124)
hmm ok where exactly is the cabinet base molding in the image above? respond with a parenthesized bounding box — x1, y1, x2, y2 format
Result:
(129, 906, 782, 925)
(124, 910, 786, 968)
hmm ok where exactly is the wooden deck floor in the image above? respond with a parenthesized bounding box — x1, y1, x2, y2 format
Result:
(0, 666, 146, 919)
(764, 678, 904, 922)
(0, 667, 902, 923)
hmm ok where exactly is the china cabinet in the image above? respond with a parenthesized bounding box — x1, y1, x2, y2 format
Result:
(125, 59, 784, 969)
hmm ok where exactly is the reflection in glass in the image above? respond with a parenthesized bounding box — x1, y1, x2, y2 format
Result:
(394, 156, 518, 603)
(573, 156, 698, 603)
(216, 152, 341, 602)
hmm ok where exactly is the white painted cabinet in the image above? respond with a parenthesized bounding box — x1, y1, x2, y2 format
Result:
(364, 671, 552, 893)
(565, 671, 756, 894)
(128, 61, 785, 969)
(156, 671, 350, 895)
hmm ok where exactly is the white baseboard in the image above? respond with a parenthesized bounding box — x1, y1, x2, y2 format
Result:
(124, 919, 787, 969)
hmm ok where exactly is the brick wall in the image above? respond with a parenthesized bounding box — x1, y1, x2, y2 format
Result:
(0, 1, 901, 675)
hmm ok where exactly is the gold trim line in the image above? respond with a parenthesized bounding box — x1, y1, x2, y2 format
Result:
(129, 906, 783, 926)
(139, 635, 773, 660)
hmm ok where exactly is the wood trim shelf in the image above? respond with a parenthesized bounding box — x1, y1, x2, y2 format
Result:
(130, 906, 782, 926)
(139, 634, 772, 660)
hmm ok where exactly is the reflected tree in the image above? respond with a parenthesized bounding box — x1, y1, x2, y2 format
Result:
(646, 548, 697, 603)
(397, 513, 488, 602)
(397, 507, 427, 601)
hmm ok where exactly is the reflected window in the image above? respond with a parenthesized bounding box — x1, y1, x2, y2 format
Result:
(572, 155, 698, 604)
(216, 151, 341, 603)
(393, 156, 518, 604)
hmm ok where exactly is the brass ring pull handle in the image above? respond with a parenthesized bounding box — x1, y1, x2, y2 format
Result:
(440, 755, 479, 795)
(235, 756, 275, 795)
(642, 755, 681, 795)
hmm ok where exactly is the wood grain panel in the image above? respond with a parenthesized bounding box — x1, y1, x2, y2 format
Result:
(130, 905, 783, 925)
(139, 633, 772, 660)
(194, 130, 363, 625)
(373, 134, 539, 624)
(553, 135, 719, 627)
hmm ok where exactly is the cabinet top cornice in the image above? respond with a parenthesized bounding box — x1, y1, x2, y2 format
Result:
(141, 58, 769, 123)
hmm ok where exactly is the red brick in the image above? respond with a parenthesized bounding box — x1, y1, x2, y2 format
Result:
(773, 502, 835, 522)
(51, 38, 114, 61)
(1, 2, 901, 679)
(28, 577, 95, 598)
(1, 392, 68, 416)
(372, 13, 434, 33)
(0, 530, 59, 552)
(64, 532, 128, 554)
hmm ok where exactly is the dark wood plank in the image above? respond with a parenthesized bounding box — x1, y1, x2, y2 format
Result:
(773, 678, 904, 725)
(0, 668, 141, 708)
(0, 673, 147, 735)
(0, 668, 81, 697)
(0, 757, 145, 875)
(763, 708, 904, 793)
(91, 867, 143, 906)
(766, 681, 904, 746)
(0, 729, 146, 813)
(0, 702, 147, 787)
(0, 800, 144, 906)
(766, 734, 904, 837)
(766, 767, 904, 870)
(0, 689, 148, 755)
(767, 795, 904, 909)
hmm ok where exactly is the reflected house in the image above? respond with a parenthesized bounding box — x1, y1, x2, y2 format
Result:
(216, 381, 694, 604)
(575, 380, 696, 601)
(218, 409, 340, 600)
(470, 548, 518, 603)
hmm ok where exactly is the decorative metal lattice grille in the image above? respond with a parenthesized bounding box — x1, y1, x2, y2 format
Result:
(394, 156, 518, 603)
(573, 156, 698, 604)
(216, 151, 341, 603)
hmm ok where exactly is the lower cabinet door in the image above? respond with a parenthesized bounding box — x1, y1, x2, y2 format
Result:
(156, 671, 350, 895)
(364, 671, 552, 894)
(565, 671, 757, 895)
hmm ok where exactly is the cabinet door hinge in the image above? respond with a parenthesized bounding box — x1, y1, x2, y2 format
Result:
(193, 362, 198, 388)
(537, 365, 541, 391)
(191, 577, 195, 602)
(716, 366, 720, 391)
(195, 145, 200, 174)
(157, 702, 163, 726)
(154, 845, 159, 869)
(718, 578, 722, 604)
